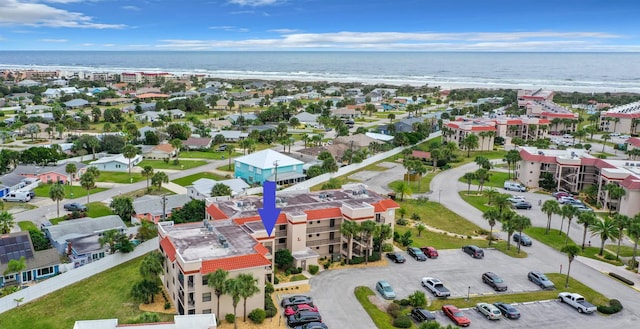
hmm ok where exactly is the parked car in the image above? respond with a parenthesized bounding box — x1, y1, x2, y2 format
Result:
(528, 271, 556, 290)
(507, 196, 526, 204)
(216, 144, 228, 151)
(407, 247, 427, 261)
(553, 191, 570, 198)
(493, 302, 520, 319)
(462, 245, 484, 259)
(513, 201, 532, 209)
(482, 272, 508, 291)
(421, 277, 451, 298)
(504, 181, 526, 192)
(558, 196, 575, 204)
(284, 303, 318, 316)
(476, 302, 502, 320)
(386, 252, 406, 263)
(2, 191, 31, 203)
(410, 308, 436, 322)
(293, 322, 328, 329)
(281, 295, 313, 308)
(513, 233, 532, 246)
(376, 280, 396, 299)
(442, 305, 471, 327)
(287, 311, 322, 327)
(558, 292, 597, 313)
(63, 202, 87, 212)
(420, 246, 439, 258)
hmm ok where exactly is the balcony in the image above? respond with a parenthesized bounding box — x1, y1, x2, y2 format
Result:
(307, 238, 341, 246)
(307, 224, 341, 234)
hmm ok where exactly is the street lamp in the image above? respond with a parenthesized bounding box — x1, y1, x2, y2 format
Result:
(466, 286, 470, 301)
(273, 160, 279, 185)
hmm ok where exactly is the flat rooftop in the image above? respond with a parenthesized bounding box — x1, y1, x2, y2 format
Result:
(163, 220, 259, 262)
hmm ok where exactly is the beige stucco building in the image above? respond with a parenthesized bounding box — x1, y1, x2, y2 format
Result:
(600, 101, 640, 134)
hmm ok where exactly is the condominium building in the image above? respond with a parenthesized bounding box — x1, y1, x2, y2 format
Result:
(443, 119, 496, 151)
(516, 146, 640, 216)
(518, 89, 578, 133)
(599, 101, 640, 134)
(442, 116, 550, 149)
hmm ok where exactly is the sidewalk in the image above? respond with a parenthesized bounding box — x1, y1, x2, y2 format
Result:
(576, 256, 640, 291)
(163, 182, 188, 195)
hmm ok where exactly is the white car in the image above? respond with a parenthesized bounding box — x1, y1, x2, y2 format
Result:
(476, 302, 502, 320)
(507, 195, 526, 204)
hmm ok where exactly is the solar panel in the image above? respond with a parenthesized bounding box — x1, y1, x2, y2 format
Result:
(0, 234, 34, 264)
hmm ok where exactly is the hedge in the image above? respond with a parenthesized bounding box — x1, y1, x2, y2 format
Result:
(392, 315, 412, 328)
(597, 299, 623, 314)
(608, 272, 634, 285)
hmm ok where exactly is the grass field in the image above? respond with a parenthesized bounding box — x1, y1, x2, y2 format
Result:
(458, 191, 492, 213)
(18, 221, 37, 231)
(179, 150, 241, 160)
(457, 171, 510, 188)
(0, 257, 174, 329)
(138, 160, 207, 170)
(172, 172, 228, 187)
(396, 200, 483, 236)
(96, 172, 145, 184)
(86, 202, 114, 218)
(216, 164, 235, 172)
(605, 244, 635, 257)
(354, 286, 416, 329)
(34, 184, 107, 198)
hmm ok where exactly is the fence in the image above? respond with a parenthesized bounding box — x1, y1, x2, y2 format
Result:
(0, 237, 159, 314)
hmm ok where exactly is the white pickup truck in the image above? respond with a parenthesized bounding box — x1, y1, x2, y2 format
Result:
(558, 292, 597, 313)
(421, 277, 451, 298)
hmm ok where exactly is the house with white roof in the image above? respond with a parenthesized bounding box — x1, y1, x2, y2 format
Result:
(133, 194, 192, 223)
(234, 149, 305, 185)
(43, 215, 127, 254)
(187, 178, 250, 200)
(89, 154, 143, 172)
(211, 130, 247, 142)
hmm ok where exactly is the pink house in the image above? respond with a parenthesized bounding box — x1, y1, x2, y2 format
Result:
(13, 162, 87, 184)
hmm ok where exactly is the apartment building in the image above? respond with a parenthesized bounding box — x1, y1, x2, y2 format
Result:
(518, 89, 578, 133)
(516, 146, 640, 216)
(443, 119, 496, 151)
(517, 89, 554, 107)
(121, 72, 141, 84)
(599, 101, 640, 134)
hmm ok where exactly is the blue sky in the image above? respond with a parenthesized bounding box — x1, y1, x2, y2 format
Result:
(0, 0, 639, 51)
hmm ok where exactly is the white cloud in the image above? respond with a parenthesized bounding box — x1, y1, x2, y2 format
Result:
(102, 43, 115, 47)
(209, 25, 249, 32)
(81, 43, 95, 46)
(227, 0, 283, 6)
(268, 28, 299, 34)
(39, 38, 68, 42)
(0, 0, 125, 29)
(122, 5, 140, 11)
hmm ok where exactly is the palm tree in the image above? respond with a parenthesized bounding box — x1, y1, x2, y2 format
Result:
(430, 148, 441, 172)
(513, 214, 532, 254)
(601, 133, 611, 152)
(393, 181, 413, 201)
(340, 220, 360, 264)
(503, 150, 521, 180)
(613, 214, 631, 259)
(360, 220, 377, 264)
(589, 217, 619, 256)
(122, 144, 139, 176)
(65, 163, 77, 187)
(237, 273, 260, 322)
(207, 269, 229, 318)
(462, 172, 476, 195)
(0, 211, 15, 234)
(141, 166, 154, 191)
(561, 245, 581, 288)
(225, 278, 242, 329)
(49, 183, 65, 218)
(563, 205, 578, 246)
(485, 188, 499, 205)
(462, 134, 479, 157)
(501, 211, 516, 250)
(170, 138, 182, 155)
(542, 199, 561, 234)
(482, 208, 500, 245)
(3, 256, 26, 285)
(80, 172, 95, 204)
(577, 211, 597, 250)
(629, 214, 640, 264)
(604, 183, 625, 214)
(151, 172, 169, 190)
(475, 168, 490, 192)
(559, 204, 572, 236)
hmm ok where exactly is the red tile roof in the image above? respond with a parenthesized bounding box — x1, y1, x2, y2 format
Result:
(305, 208, 342, 220)
(233, 214, 287, 225)
(200, 254, 271, 274)
(253, 243, 270, 256)
(621, 175, 640, 190)
(207, 204, 228, 220)
(160, 237, 177, 262)
(377, 198, 400, 210)
(627, 137, 640, 148)
(603, 112, 640, 119)
(412, 150, 431, 159)
(541, 112, 577, 119)
(152, 144, 176, 153)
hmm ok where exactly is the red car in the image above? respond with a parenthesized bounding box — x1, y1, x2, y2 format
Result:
(421, 246, 439, 258)
(442, 305, 471, 327)
(284, 303, 318, 316)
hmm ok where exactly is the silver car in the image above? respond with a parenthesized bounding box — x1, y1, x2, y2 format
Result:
(376, 280, 396, 299)
(476, 302, 502, 320)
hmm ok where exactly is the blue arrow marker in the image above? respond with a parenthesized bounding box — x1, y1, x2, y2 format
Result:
(258, 181, 281, 237)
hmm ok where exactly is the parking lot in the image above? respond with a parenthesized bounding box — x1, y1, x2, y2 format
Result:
(296, 248, 626, 329)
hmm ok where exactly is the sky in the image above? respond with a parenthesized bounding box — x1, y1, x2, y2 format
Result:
(0, 0, 639, 51)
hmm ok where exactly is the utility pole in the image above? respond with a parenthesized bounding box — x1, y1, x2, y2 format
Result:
(162, 194, 167, 221)
(273, 160, 279, 186)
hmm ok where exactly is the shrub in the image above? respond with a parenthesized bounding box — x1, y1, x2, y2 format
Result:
(382, 243, 394, 252)
(387, 302, 402, 318)
(396, 218, 408, 226)
(225, 313, 235, 323)
(627, 258, 638, 270)
(597, 299, 623, 314)
(609, 272, 634, 285)
(399, 299, 410, 306)
(604, 253, 617, 260)
(264, 294, 277, 318)
(273, 276, 279, 284)
(308, 265, 319, 275)
(265, 282, 274, 294)
(411, 213, 421, 221)
(392, 315, 412, 328)
(164, 302, 171, 310)
(248, 308, 266, 324)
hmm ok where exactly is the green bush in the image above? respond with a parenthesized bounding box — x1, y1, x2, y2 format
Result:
(392, 315, 412, 328)
(164, 302, 171, 310)
(248, 308, 266, 324)
(308, 265, 319, 275)
(225, 313, 235, 323)
(597, 299, 623, 314)
(264, 294, 277, 318)
(604, 253, 617, 260)
(387, 302, 402, 318)
(399, 299, 410, 306)
(382, 243, 394, 252)
(265, 282, 274, 294)
(396, 218, 408, 226)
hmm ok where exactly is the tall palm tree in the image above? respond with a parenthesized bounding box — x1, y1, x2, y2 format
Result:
(484, 188, 499, 206)
(601, 133, 611, 152)
(513, 214, 532, 254)
(49, 183, 65, 218)
(475, 168, 490, 192)
(393, 181, 413, 201)
(501, 211, 516, 250)
(65, 163, 77, 187)
(207, 269, 229, 318)
(0, 211, 15, 234)
(141, 166, 154, 191)
(462, 172, 476, 195)
(542, 200, 561, 234)
(493, 193, 512, 216)
(561, 245, 581, 288)
(151, 172, 169, 190)
(559, 204, 572, 236)
(237, 273, 260, 322)
(360, 220, 377, 264)
(224, 278, 242, 329)
(503, 150, 521, 180)
(577, 211, 597, 250)
(462, 133, 479, 158)
(482, 208, 500, 245)
(629, 214, 640, 265)
(80, 172, 95, 204)
(122, 144, 139, 176)
(340, 220, 360, 264)
(563, 205, 579, 246)
(613, 214, 631, 259)
(604, 183, 625, 214)
(589, 217, 619, 256)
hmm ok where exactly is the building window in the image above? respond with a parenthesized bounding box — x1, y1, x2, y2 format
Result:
(317, 221, 320, 224)
(308, 234, 312, 238)
(279, 225, 286, 230)
(36, 266, 53, 276)
(202, 292, 211, 302)
(375, 214, 381, 222)
(188, 310, 196, 315)
(329, 245, 334, 253)
(202, 276, 208, 286)
(203, 309, 212, 314)
(316, 234, 320, 237)
(329, 218, 335, 227)
(316, 246, 319, 249)
(278, 238, 286, 244)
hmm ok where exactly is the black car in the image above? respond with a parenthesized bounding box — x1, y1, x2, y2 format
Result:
(462, 245, 484, 259)
(482, 272, 508, 291)
(386, 252, 406, 263)
(407, 247, 427, 261)
(293, 322, 328, 329)
(493, 302, 520, 319)
(411, 308, 436, 322)
(281, 295, 313, 308)
(63, 202, 87, 212)
(513, 233, 532, 246)
(513, 201, 532, 209)
(216, 144, 228, 151)
(287, 311, 322, 327)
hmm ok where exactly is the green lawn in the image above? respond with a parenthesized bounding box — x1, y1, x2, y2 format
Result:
(216, 164, 235, 172)
(0, 257, 174, 329)
(86, 202, 114, 218)
(34, 184, 107, 198)
(605, 244, 635, 257)
(138, 160, 207, 170)
(172, 172, 228, 187)
(309, 176, 361, 191)
(179, 150, 241, 160)
(396, 200, 483, 236)
(95, 172, 145, 184)
(354, 286, 417, 329)
(458, 191, 492, 213)
(457, 171, 510, 188)
(18, 221, 37, 231)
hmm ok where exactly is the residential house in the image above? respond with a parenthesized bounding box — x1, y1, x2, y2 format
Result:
(202, 119, 232, 130)
(332, 107, 361, 119)
(6, 92, 34, 100)
(66, 234, 109, 268)
(183, 137, 213, 150)
(89, 154, 143, 172)
(324, 86, 342, 95)
(234, 149, 305, 185)
(143, 143, 177, 160)
(13, 161, 86, 184)
(365, 132, 394, 143)
(124, 102, 156, 113)
(0, 232, 61, 287)
(41, 87, 80, 99)
(333, 134, 380, 149)
(133, 194, 192, 223)
(293, 112, 320, 127)
(43, 215, 127, 254)
(138, 126, 158, 142)
(64, 99, 90, 109)
(73, 314, 217, 329)
(0, 173, 28, 198)
(225, 113, 258, 124)
(211, 130, 247, 143)
(16, 79, 40, 87)
(187, 178, 250, 200)
(98, 98, 130, 106)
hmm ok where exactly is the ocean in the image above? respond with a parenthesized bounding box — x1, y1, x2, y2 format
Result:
(1, 51, 639, 93)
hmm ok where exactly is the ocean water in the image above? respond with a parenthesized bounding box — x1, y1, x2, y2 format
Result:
(1, 51, 639, 93)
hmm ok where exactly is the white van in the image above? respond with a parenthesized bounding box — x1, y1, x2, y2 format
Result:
(504, 181, 526, 192)
(2, 191, 32, 203)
